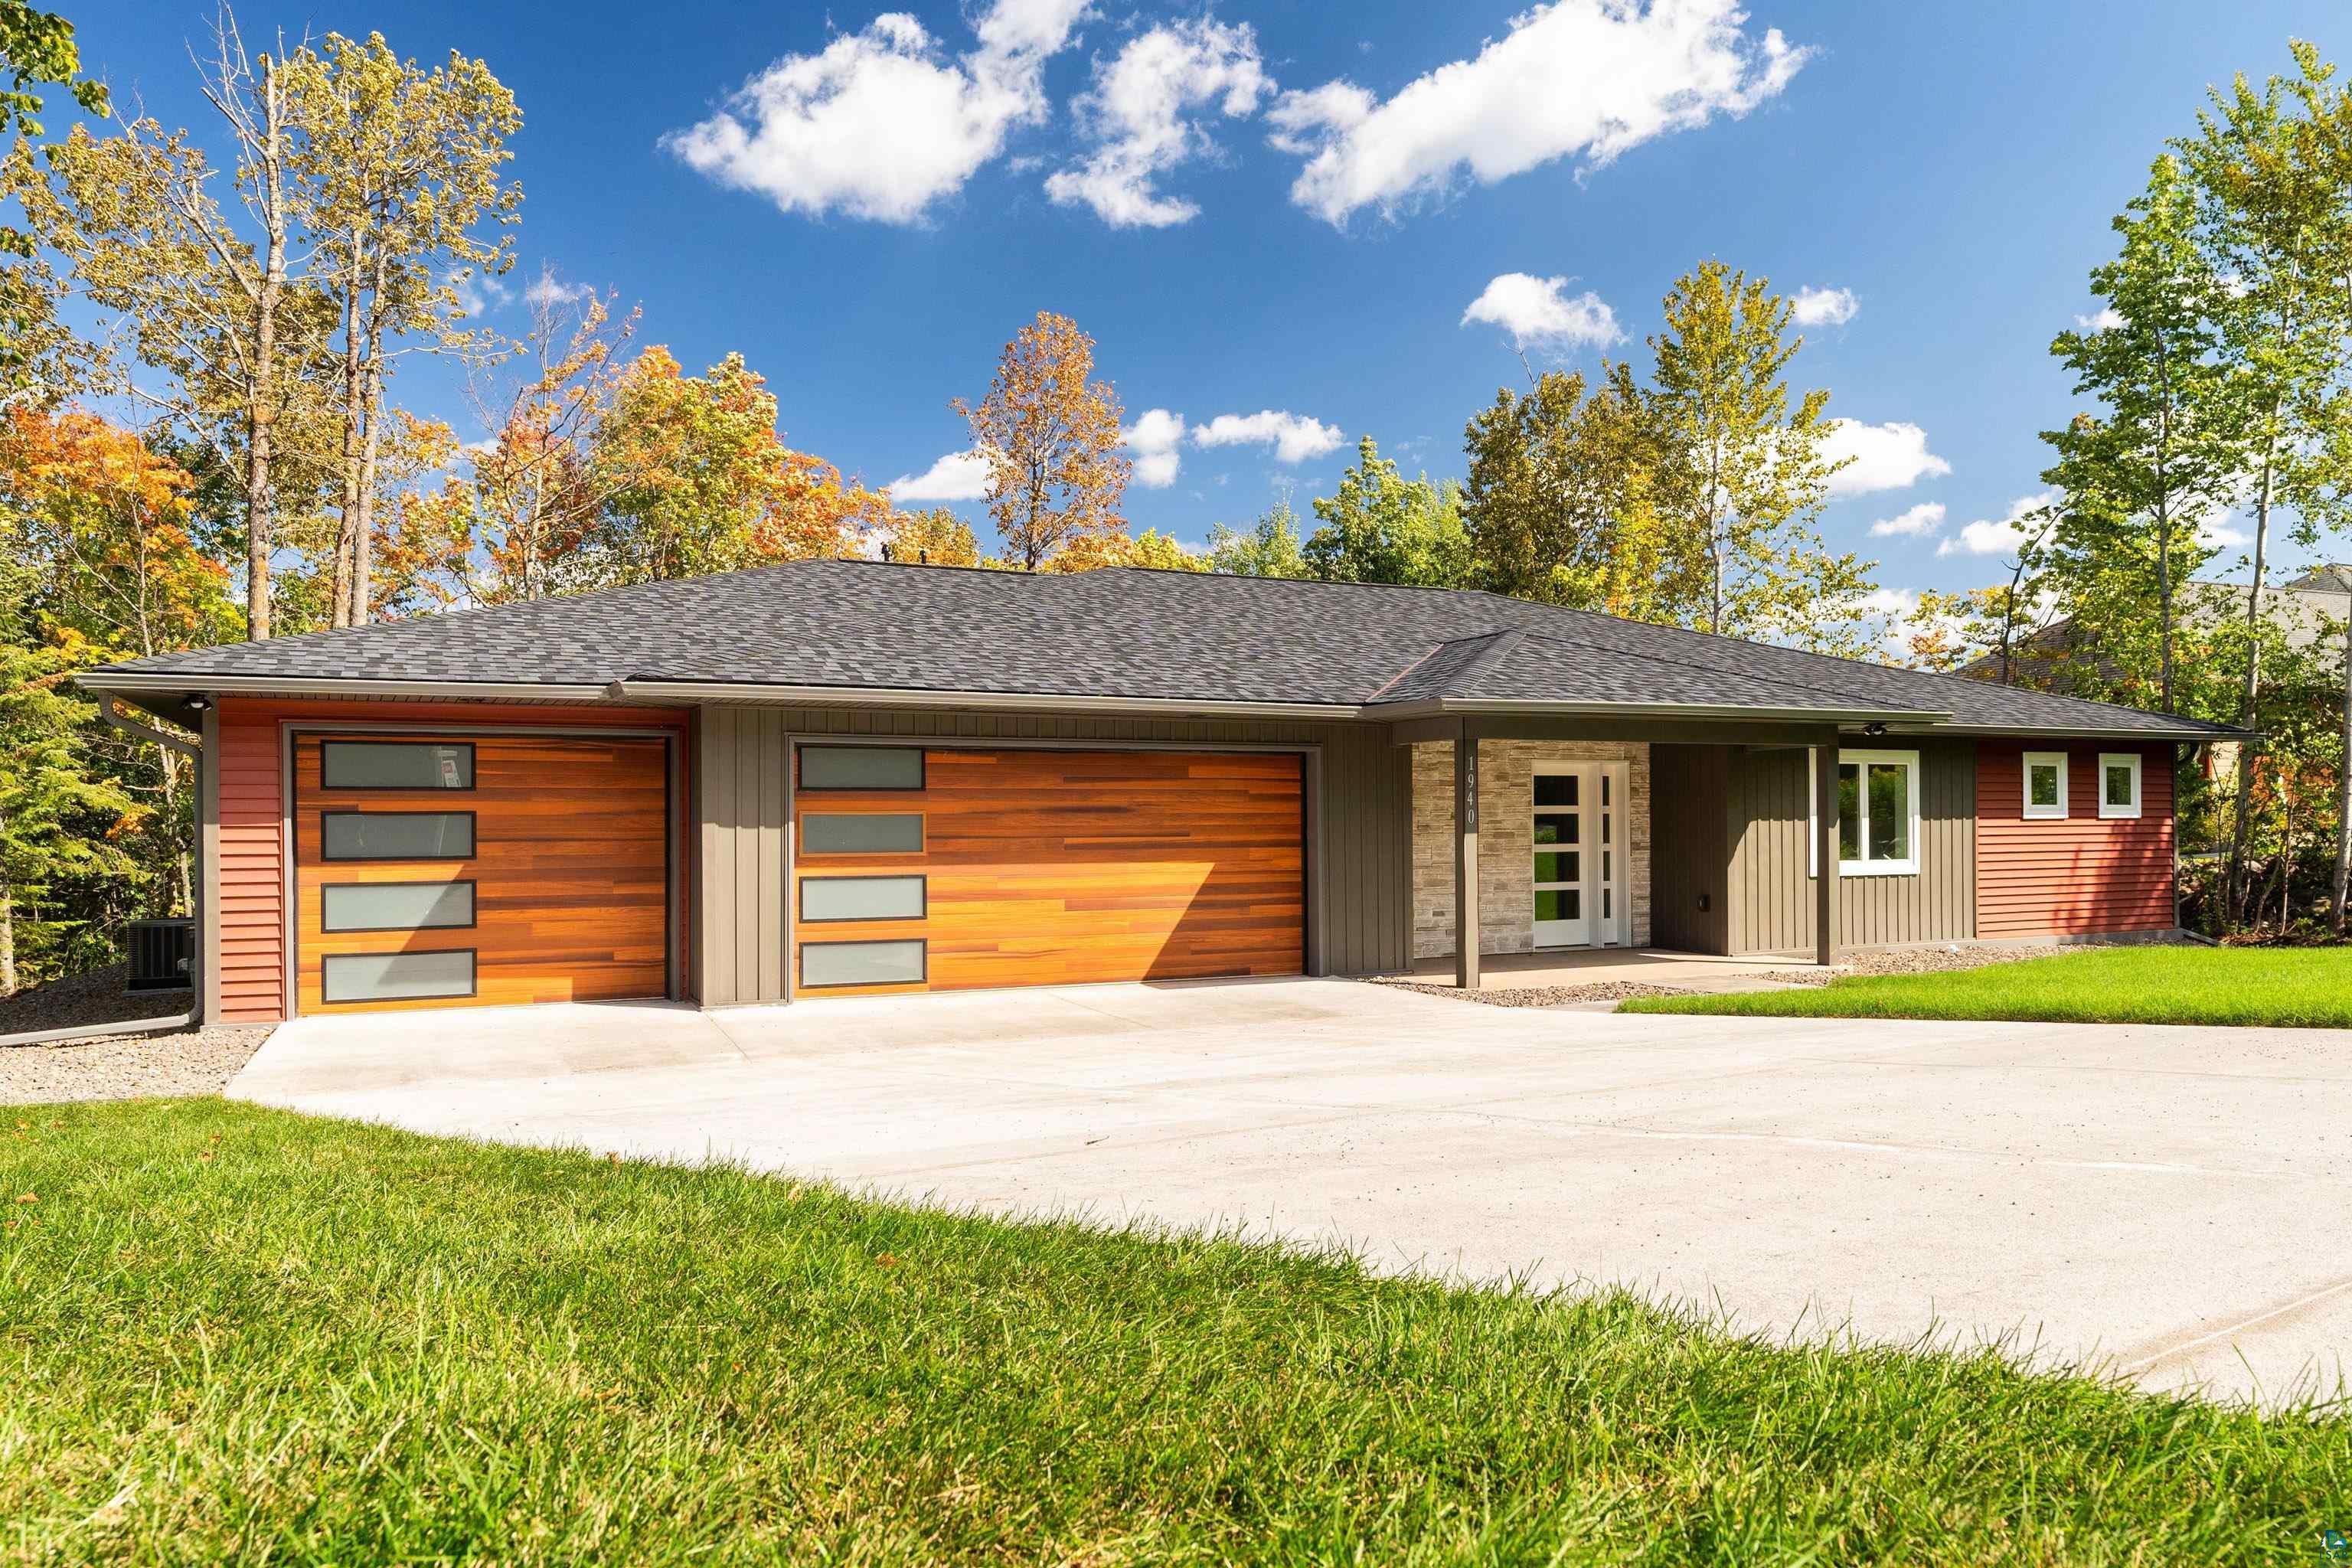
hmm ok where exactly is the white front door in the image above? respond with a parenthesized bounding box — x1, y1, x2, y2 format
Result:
(1532, 766, 1590, 947)
(1533, 763, 1626, 949)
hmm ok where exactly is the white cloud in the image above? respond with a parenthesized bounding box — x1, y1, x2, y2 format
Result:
(1125, 407, 1187, 487)
(2198, 509, 2251, 550)
(1939, 492, 2055, 557)
(888, 449, 995, 501)
(1266, 0, 1810, 226)
(1869, 501, 1945, 538)
(1045, 18, 1269, 227)
(1823, 419, 1952, 498)
(447, 266, 508, 316)
(522, 268, 593, 309)
(661, 0, 1089, 224)
(1460, 273, 1622, 351)
(1192, 410, 1344, 463)
(2075, 306, 2126, 332)
(1790, 285, 1858, 327)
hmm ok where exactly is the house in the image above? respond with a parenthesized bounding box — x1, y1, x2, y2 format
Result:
(79, 560, 2234, 1021)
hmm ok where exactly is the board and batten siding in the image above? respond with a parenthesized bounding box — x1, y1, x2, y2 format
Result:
(1645, 741, 1975, 956)
(1648, 743, 1730, 955)
(1976, 742, 2174, 937)
(206, 697, 688, 1024)
(690, 705, 1410, 1005)
(1725, 740, 1977, 953)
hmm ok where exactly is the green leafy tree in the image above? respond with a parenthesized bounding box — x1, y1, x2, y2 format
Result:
(281, 31, 521, 627)
(2040, 156, 2239, 715)
(1, 0, 105, 400)
(1204, 495, 1308, 578)
(2179, 46, 2346, 923)
(1462, 362, 1694, 620)
(1302, 436, 1472, 588)
(0, 546, 139, 993)
(1643, 262, 1876, 655)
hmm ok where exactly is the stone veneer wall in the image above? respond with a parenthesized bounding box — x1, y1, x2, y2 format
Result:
(1410, 741, 1651, 959)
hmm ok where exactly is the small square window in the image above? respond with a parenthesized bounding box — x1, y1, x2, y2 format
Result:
(2023, 752, 2068, 819)
(2099, 753, 2143, 818)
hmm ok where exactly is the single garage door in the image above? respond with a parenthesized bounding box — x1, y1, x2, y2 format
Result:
(791, 746, 1305, 995)
(292, 733, 670, 1012)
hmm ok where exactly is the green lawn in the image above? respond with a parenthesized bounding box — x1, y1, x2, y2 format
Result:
(1622, 944, 2352, 1028)
(2, 1102, 2346, 1563)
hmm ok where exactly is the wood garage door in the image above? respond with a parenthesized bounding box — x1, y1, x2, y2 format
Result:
(293, 733, 669, 1013)
(792, 746, 1305, 995)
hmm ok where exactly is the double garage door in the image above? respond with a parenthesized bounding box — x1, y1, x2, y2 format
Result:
(293, 733, 1303, 1012)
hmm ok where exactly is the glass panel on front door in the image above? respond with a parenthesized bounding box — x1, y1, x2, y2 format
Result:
(1533, 769, 1589, 948)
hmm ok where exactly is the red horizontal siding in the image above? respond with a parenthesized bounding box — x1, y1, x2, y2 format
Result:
(209, 697, 687, 1024)
(1975, 741, 2175, 939)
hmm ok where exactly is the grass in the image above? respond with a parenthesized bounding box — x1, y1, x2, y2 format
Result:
(1622, 944, 2352, 1028)
(2, 1101, 2347, 1563)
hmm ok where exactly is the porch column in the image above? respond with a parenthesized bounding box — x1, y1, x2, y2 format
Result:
(1815, 730, 1840, 968)
(1454, 732, 1480, 989)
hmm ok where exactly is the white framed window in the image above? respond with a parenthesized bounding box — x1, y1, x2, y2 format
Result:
(1808, 748, 1922, 877)
(2098, 752, 2143, 818)
(2023, 751, 2069, 819)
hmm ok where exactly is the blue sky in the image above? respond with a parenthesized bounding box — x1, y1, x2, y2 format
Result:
(51, 0, 2346, 612)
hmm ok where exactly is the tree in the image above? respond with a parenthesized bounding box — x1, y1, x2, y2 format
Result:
(2, 405, 237, 914)
(1204, 495, 1308, 578)
(588, 348, 892, 585)
(954, 311, 1130, 570)
(1643, 262, 1876, 655)
(1038, 527, 1202, 573)
(1461, 362, 1691, 619)
(280, 32, 521, 627)
(10, 13, 316, 641)
(2041, 157, 2239, 715)
(1, 0, 105, 400)
(879, 507, 980, 567)
(1302, 436, 1472, 588)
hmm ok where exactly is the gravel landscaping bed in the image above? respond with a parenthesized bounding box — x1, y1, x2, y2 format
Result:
(1, 1023, 272, 1104)
(0, 965, 189, 1039)
(1374, 978, 1690, 1008)
(1828, 941, 2114, 979)
(1375, 942, 2118, 1009)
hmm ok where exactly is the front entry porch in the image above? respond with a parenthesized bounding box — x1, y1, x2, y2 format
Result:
(1401, 720, 1844, 990)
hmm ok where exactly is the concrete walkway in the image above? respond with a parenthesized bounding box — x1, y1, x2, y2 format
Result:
(230, 978, 2352, 1406)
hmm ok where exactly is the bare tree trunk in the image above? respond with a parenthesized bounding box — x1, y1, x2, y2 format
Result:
(240, 45, 288, 640)
(2223, 428, 2281, 930)
(347, 254, 392, 625)
(1, 804, 14, 997)
(2334, 607, 2352, 937)
(328, 248, 366, 628)
(2151, 328, 2177, 715)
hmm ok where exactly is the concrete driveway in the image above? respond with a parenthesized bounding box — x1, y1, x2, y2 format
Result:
(229, 978, 2352, 1405)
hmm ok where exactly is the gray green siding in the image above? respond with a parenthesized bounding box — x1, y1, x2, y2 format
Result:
(1648, 743, 1729, 954)
(1647, 740, 1977, 955)
(1727, 740, 1977, 953)
(690, 704, 1410, 1004)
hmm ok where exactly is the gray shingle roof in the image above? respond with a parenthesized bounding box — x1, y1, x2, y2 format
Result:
(89, 558, 2234, 737)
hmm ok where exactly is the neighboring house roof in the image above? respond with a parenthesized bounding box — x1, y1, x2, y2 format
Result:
(85, 558, 2235, 738)
(1966, 568, 2352, 687)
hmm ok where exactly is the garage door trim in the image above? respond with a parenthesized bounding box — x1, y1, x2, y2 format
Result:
(781, 735, 1320, 1001)
(281, 721, 685, 1017)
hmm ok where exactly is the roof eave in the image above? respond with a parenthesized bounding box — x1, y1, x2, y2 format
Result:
(1368, 697, 1952, 726)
